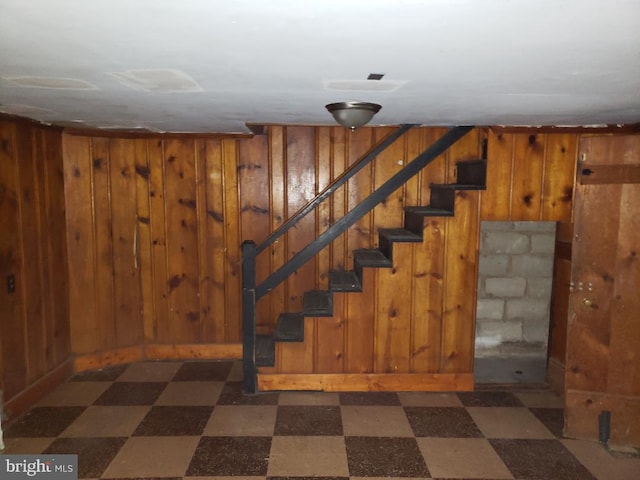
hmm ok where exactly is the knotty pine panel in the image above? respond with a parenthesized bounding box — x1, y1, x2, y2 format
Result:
(64, 135, 244, 355)
(481, 130, 578, 222)
(0, 119, 69, 401)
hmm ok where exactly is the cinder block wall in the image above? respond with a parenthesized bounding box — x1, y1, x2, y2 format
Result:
(475, 221, 556, 357)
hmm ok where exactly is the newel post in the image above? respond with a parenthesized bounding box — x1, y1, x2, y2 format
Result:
(241, 240, 257, 393)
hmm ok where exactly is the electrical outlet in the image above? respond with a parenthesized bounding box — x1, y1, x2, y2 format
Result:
(6, 274, 15, 293)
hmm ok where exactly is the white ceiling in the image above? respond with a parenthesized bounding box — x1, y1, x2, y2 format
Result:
(1, 0, 639, 133)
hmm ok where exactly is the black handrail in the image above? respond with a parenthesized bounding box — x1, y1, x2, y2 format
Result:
(255, 126, 473, 300)
(256, 124, 414, 254)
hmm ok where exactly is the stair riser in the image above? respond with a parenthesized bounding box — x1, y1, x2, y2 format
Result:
(430, 187, 456, 211)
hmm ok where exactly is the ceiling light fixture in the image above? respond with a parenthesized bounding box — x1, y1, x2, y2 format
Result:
(325, 101, 381, 130)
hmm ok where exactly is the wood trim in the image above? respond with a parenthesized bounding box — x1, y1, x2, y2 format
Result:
(4, 358, 73, 422)
(257, 372, 474, 392)
(547, 357, 565, 398)
(74, 346, 145, 372)
(565, 389, 640, 447)
(144, 343, 242, 360)
(73, 343, 243, 371)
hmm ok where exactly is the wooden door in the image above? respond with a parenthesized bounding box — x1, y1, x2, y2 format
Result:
(565, 134, 640, 447)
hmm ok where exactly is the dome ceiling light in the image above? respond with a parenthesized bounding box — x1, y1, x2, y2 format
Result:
(325, 101, 382, 130)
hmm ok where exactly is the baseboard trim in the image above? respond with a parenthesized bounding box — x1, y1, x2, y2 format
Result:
(4, 358, 74, 422)
(565, 389, 640, 448)
(73, 343, 243, 372)
(258, 372, 474, 392)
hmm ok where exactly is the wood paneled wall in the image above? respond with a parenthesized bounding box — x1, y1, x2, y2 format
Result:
(0, 118, 70, 403)
(481, 130, 578, 222)
(61, 126, 580, 382)
(63, 135, 243, 358)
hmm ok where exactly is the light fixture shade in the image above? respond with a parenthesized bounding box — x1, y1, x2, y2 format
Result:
(325, 101, 381, 130)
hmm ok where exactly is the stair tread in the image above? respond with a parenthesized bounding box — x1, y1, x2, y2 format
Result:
(379, 228, 422, 242)
(255, 335, 275, 367)
(275, 313, 304, 342)
(405, 206, 454, 217)
(303, 290, 333, 316)
(354, 249, 393, 268)
(330, 271, 362, 292)
(456, 159, 487, 165)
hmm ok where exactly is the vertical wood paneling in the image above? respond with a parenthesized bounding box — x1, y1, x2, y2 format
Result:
(411, 218, 445, 372)
(375, 243, 413, 373)
(441, 129, 482, 373)
(284, 127, 317, 311)
(347, 129, 375, 259)
(109, 139, 142, 347)
(221, 140, 242, 342)
(135, 139, 154, 343)
(164, 139, 201, 343)
(267, 127, 287, 332)
(0, 119, 70, 402)
(40, 129, 70, 366)
(481, 132, 514, 220)
(0, 120, 28, 396)
(16, 126, 47, 382)
(202, 139, 226, 343)
(148, 139, 170, 342)
(90, 138, 116, 350)
(238, 135, 271, 330)
(64, 135, 98, 354)
(541, 134, 577, 221)
(511, 134, 546, 219)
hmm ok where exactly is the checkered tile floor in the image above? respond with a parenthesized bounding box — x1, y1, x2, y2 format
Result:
(3, 360, 639, 479)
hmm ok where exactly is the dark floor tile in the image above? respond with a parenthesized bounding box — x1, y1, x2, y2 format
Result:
(345, 436, 429, 477)
(274, 406, 343, 436)
(530, 407, 564, 438)
(70, 364, 128, 382)
(172, 360, 234, 381)
(216, 381, 279, 405)
(104, 478, 181, 480)
(186, 436, 271, 476)
(457, 391, 523, 407)
(133, 406, 213, 436)
(94, 382, 167, 406)
(405, 407, 483, 437)
(5, 407, 86, 437)
(490, 439, 597, 480)
(339, 392, 401, 406)
(268, 478, 349, 480)
(44, 437, 127, 478)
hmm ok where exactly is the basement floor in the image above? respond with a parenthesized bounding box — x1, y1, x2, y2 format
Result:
(3, 360, 639, 480)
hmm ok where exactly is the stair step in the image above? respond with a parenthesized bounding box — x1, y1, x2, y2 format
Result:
(456, 159, 487, 187)
(404, 206, 455, 234)
(431, 183, 487, 191)
(378, 228, 422, 258)
(379, 228, 423, 242)
(275, 313, 304, 342)
(303, 290, 333, 316)
(404, 206, 455, 217)
(255, 335, 275, 367)
(354, 249, 393, 268)
(330, 271, 362, 292)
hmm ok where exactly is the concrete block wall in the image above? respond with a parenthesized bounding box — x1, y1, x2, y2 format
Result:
(475, 221, 556, 357)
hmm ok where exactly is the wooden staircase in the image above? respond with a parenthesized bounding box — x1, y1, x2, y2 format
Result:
(255, 158, 487, 368)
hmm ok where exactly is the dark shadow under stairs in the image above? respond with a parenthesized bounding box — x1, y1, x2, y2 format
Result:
(255, 158, 487, 368)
